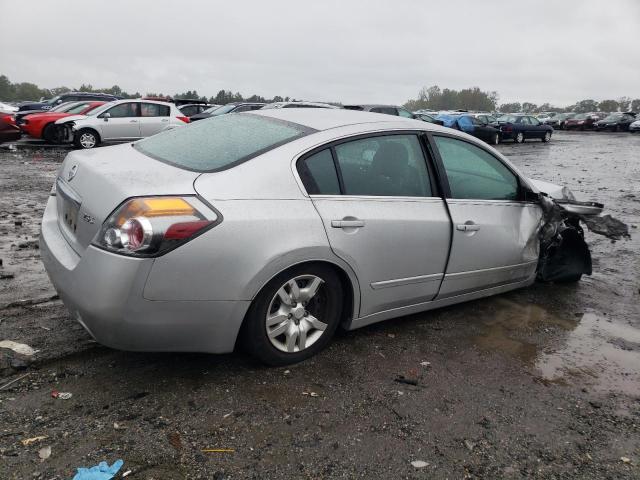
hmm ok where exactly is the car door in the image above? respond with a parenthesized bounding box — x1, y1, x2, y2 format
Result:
(528, 116, 544, 138)
(431, 135, 543, 298)
(139, 102, 171, 137)
(98, 102, 141, 140)
(298, 133, 451, 317)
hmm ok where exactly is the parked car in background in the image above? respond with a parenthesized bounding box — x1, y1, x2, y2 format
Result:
(564, 112, 602, 131)
(594, 112, 636, 131)
(470, 113, 499, 126)
(20, 101, 106, 142)
(190, 102, 266, 121)
(545, 112, 575, 129)
(436, 113, 501, 145)
(18, 92, 120, 112)
(535, 112, 557, 124)
(414, 113, 444, 125)
(496, 114, 553, 143)
(55, 99, 188, 149)
(263, 101, 339, 110)
(0, 112, 21, 144)
(0, 102, 18, 112)
(343, 104, 415, 118)
(179, 103, 219, 117)
(629, 118, 640, 133)
(40, 108, 595, 365)
(15, 101, 79, 124)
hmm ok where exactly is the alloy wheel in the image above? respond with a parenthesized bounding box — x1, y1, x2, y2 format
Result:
(265, 275, 328, 353)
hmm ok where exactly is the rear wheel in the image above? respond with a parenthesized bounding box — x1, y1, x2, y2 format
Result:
(242, 264, 343, 365)
(541, 131, 551, 143)
(42, 123, 56, 143)
(514, 132, 525, 144)
(74, 129, 99, 149)
(491, 133, 500, 145)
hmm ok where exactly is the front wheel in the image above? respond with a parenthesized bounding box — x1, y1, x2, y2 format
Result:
(514, 132, 525, 144)
(242, 264, 343, 365)
(42, 123, 56, 143)
(491, 133, 500, 145)
(541, 131, 551, 143)
(74, 129, 100, 149)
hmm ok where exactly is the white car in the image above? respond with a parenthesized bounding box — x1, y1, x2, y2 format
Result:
(0, 101, 18, 112)
(630, 118, 640, 133)
(55, 99, 189, 149)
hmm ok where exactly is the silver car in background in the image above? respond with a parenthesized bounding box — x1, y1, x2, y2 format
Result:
(54, 99, 189, 149)
(41, 109, 585, 365)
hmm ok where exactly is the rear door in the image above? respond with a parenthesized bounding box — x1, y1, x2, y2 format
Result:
(528, 116, 545, 137)
(298, 133, 451, 317)
(430, 135, 542, 298)
(139, 102, 171, 137)
(98, 102, 141, 140)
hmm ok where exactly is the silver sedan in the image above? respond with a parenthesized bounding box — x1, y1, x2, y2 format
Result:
(40, 109, 590, 365)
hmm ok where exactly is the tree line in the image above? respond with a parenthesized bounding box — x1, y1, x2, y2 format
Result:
(1, 74, 638, 113)
(404, 85, 640, 114)
(0, 74, 298, 105)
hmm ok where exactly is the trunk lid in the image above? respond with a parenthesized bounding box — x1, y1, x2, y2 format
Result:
(55, 143, 200, 255)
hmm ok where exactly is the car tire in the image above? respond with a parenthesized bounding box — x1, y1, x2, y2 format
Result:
(554, 273, 582, 283)
(242, 264, 343, 366)
(491, 133, 500, 145)
(514, 132, 525, 144)
(74, 129, 100, 149)
(541, 131, 551, 143)
(42, 123, 56, 143)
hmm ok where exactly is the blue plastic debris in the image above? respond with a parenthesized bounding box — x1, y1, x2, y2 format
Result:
(72, 459, 124, 480)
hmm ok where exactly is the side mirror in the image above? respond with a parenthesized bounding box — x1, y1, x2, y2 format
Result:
(523, 189, 541, 203)
(101, 112, 111, 121)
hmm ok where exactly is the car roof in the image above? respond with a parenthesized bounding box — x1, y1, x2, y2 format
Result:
(250, 107, 433, 131)
(344, 104, 403, 109)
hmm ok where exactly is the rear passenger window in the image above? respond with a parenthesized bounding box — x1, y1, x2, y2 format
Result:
(141, 103, 170, 117)
(397, 108, 414, 118)
(334, 135, 433, 197)
(434, 136, 519, 201)
(298, 149, 340, 195)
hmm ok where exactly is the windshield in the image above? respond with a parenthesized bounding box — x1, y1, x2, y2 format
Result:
(134, 113, 313, 172)
(45, 95, 62, 105)
(573, 114, 588, 120)
(206, 104, 237, 115)
(603, 114, 623, 121)
(50, 102, 77, 112)
(64, 102, 92, 114)
(498, 115, 518, 122)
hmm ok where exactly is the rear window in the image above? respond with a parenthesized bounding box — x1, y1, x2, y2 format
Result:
(134, 113, 314, 172)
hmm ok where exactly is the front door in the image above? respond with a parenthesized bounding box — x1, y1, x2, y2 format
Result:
(99, 102, 141, 140)
(297, 133, 452, 317)
(431, 135, 543, 298)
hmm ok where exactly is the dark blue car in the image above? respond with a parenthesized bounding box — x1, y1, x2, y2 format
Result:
(435, 113, 501, 145)
(18, 92, 120, 112)
(496, 114, 553, 143)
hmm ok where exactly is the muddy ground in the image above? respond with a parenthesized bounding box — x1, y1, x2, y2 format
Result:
(0, 132, 639, 479)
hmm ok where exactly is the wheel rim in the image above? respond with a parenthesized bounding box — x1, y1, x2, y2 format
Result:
(544, 132, 551, 141)
(493, 134, 499, 145)
(265, 275, 328, 353)
(79, 133, 96, 148)
(517, 133, 523, 142)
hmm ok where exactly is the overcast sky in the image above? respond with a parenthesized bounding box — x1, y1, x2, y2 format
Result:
(1, 0, 638, 106)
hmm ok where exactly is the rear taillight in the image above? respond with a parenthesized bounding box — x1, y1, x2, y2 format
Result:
(93, 196, 219, 257)
(177, 116, 190, 123)
(501, 124, 513, 132)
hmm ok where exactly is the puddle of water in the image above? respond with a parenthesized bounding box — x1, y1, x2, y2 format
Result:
(470, 299, 640, 395)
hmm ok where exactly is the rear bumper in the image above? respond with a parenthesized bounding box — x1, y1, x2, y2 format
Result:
(39, 195, 250, 353)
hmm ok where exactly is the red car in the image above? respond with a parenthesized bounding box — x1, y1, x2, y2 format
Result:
(20, 101, 106, 142)
(0, 112, 21, 144)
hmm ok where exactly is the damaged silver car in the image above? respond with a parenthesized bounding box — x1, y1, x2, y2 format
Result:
(40, 109, 623, 365)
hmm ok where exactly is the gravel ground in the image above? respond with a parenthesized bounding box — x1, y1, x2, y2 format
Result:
(0, 131, 639, 479)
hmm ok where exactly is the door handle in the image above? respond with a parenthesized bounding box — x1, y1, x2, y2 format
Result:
(331, 219, 365, 228)
(161, 119, 169, 122)
(130, 120, 138, 123)
(456, 223, 480, 232)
